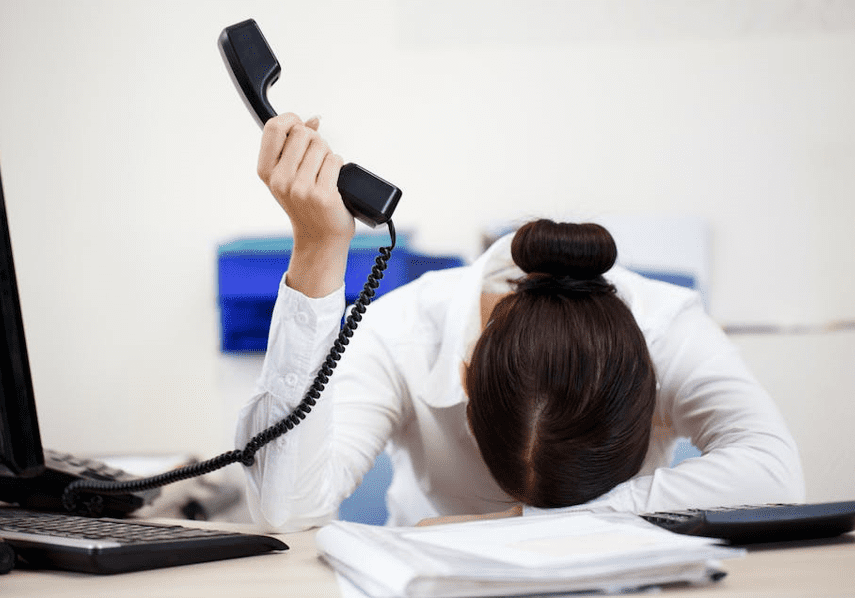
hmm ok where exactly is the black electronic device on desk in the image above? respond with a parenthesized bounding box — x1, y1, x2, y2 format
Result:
(0, 162, 287, 573)
(0, 159, 153, 519)
(0, 508, 286, 575)
(642, 500, 855, 545)
(0, 450, 158, 518)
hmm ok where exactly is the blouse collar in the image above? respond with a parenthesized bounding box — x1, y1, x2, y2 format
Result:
(419, 232, 522, 408)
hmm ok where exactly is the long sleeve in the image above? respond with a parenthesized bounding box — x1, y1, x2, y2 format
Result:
(644, 300, 806, 510)
(234, 274, 407, 531)
(529, 294, 806, 516)
(233, 276, 344, 531)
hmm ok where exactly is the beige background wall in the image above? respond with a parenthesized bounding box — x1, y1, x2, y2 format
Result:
(0, 0, 852, 505)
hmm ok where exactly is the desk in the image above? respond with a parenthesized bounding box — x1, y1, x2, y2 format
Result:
(3, 522, 854, 598)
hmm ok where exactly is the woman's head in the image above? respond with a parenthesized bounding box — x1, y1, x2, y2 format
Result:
(464, 219, 656, 508)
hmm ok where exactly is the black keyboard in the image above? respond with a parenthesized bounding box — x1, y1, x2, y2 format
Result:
(641, 500, 855, 544)
(0, 508, 287, 574)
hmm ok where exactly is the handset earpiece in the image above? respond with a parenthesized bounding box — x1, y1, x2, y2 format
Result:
(217, 19, 279, 128)
(218, 19, 401, 227)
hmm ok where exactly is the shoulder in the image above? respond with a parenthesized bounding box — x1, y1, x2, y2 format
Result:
(342, 264, 477, 401)
(606, 265, 704, 345)
(358, 264, 472, 343)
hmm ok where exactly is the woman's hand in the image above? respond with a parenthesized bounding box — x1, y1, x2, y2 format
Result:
(257, 113, 354, 297)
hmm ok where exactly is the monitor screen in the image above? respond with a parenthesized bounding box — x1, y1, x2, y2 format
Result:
(0, 163, 45, 478)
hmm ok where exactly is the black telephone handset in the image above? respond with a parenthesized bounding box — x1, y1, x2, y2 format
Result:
(218, 19, 401, 228)
(60, 20, 400, 515)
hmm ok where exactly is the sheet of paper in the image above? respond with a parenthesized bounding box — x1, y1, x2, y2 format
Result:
(317, 511, 743, 597)
(401, 512, 718, 569)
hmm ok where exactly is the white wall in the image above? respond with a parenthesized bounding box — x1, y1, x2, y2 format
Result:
(0, 1, 852, 501)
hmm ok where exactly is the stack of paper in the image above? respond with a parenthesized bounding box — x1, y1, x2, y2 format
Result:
(316, 511, 744, 597)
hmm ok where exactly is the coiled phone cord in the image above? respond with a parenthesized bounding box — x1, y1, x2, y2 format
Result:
(62, 221, 396, 515)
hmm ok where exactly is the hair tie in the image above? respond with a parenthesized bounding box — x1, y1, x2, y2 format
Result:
(515, 273, 615, 296)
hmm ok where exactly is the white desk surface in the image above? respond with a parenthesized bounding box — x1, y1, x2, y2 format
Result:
(3, 520, 854, 598)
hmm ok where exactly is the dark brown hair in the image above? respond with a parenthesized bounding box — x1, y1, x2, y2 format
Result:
(465, 219, 656, 508)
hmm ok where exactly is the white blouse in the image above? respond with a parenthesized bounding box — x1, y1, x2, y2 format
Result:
(235, 233, 805, 531)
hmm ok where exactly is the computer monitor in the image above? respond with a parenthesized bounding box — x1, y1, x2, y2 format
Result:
(0, 162, 46, 478)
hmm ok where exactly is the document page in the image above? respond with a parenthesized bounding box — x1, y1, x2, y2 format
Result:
(405, 512, 719, 569)
(317, 510, 744, 597)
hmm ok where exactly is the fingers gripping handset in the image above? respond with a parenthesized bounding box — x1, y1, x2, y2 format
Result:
(218, 19, 401, 228)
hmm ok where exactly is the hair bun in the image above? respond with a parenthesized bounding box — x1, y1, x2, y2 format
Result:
(511, 220, 617, 280)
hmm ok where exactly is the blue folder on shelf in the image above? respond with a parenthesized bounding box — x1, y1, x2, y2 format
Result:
(217, 235, 464, 353)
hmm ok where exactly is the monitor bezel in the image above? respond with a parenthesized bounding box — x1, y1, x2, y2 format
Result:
(0, 165, 46, 478)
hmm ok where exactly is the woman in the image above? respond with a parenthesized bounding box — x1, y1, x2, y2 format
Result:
(235, 114, 804, 531)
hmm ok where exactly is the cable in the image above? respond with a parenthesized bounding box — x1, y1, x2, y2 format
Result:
(62, 221, 397, 515)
